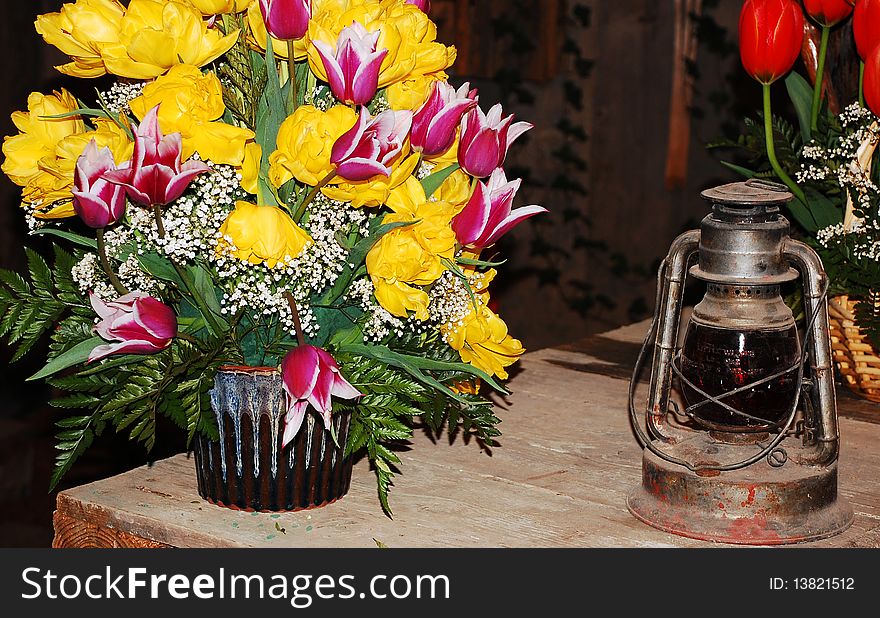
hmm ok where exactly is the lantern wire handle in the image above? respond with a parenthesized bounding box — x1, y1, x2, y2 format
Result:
(628, 257, 829, 474)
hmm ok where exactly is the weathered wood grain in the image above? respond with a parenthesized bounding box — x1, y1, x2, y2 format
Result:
(53, 328, 880, 549)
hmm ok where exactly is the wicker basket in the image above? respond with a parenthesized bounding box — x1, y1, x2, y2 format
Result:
(828, 294, 880, 403)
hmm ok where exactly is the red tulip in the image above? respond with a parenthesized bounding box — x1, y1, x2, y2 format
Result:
(312, 22, 388, 106)
(411, 81, 478, 156)
(739, 0, 805, 84)
(88, 292, 177, 362)
(864, 44, 880, 116)
(802, 0, 853, 26)
(405, 0, 431, 12)
(854, 0, 880, 60)
(105, 105, 209, 207)
(72, 140, 126, 228)
(280, 344, 361, 445)
(331, 106, 412, 181)
(259, 0, 311, 41)
(452, 168, 547, 249)
(457, 103, 532, 179)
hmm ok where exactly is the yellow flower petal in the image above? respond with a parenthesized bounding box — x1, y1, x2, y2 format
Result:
(219, 201, 313, 268)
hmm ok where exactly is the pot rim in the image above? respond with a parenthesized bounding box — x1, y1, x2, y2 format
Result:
(217, 365, 280, 375)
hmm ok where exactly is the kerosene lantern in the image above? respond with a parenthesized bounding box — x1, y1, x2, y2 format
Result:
(627, 179, 853, 544)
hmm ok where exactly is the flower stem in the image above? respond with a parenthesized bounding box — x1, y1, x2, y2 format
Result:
(810, 25, 830, 133)
(151, 203, 166, 238)
(763, 83, 807, 205)
(288, 40, 298, 111)
(96, 228, 129, 296)
(859, 61, 866, 108)
(151, 202, 225, 336)
(293, 170, 337, 223)
(284, 291, 306, 346)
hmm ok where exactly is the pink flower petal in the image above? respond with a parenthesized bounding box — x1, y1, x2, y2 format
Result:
(452, 181, 491, 245)
(282, 346, 321, 399)
(331, 106, 369, 164)
(335, 158, 390, 181)
(281, 400, 310, 447)
(87, 339, 164, 363)
(481, 205, 548, 247)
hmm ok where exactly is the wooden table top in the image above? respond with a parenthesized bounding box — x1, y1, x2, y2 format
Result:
(52, 322, 880, 548)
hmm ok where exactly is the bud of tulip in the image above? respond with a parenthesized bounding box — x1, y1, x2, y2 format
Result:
(312, 22, 388, 106)
(331, 106, 413, 181)
(458, 104, 532, 179)
(72, 140, 126, 228)
(864, 45, 880, 117)
(280, 344, 361, 446)
(88, 292, 178, 362)
(405, 0, 431, 12)
(853, 0, 880, 61)
(105, 105, 209, 207)
(411, 81, 478, 157)
(259, 0, 311, 41)
(452, 168, 547, 249)
(738, 0, 804, 85)
(802, 0, 853, 27)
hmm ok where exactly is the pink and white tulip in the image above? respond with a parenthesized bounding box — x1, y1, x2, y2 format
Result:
(411, 81, 478, 157)
(72, 140, 126, 229)
(105, 105, 209, 207)
(452, 168, 547, 249)
(280, 344, 361, 446)
(312, 22, 388, 106)
(458, 103, 532, 178)
(405, 0, 431, 12)
(259, 0, 311, 41)
(88, 292, 177, 363)
(331, 106, 413, 181)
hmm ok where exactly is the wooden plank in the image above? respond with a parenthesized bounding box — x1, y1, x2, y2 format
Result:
(54, 343, 880, 548)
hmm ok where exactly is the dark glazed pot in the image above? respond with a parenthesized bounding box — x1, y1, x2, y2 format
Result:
(193, 366, 353, 512)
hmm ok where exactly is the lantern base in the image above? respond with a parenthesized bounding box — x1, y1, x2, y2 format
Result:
(627, 434, 853, 545)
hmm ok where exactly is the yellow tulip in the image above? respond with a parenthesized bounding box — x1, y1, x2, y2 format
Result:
(443, 302, 524, 380)
(99, 0, 240, 79)
(35, 0, 125, 78)
(240, 142, 263, 195)
(2, 90, 84, 186)
(269, 104, 357, 187)
(2, 90, 132, 219)
(387, 72, 446, 112)
(129, 64, 255, 166)
(183, 0, 251, 15)
(434, 168, 473, 210)
(307, 0, 456, 91)
(219, 201, 313, 268)
(366, 177, 457, 320)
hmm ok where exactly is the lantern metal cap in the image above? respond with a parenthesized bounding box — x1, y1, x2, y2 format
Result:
(700, 179, 793, 209)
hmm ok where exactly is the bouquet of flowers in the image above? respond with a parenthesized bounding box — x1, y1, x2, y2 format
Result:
(0, 0, 545, 512)
(713, 0, 880, 354)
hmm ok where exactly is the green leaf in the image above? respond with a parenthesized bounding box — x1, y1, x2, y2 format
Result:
(137, 251, 183, 284)
(340, 343, 508, 399)
(188, 262, 227, 327)
(421, 164, 460, 198)
(255, 42, 287, 207)
(311, 305, 361, 347)
(784, 72, 813, 143)
(720, 161, 757, 179)
(28, 336, 104, 381)
(30, 228, 98, 249)
(457, 255, 508, 268)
